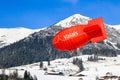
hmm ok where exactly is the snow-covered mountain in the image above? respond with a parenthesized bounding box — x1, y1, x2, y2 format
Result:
(0, 14, 120, 68)
(55, 14, 90, 28)
(0, 27, 41, 48)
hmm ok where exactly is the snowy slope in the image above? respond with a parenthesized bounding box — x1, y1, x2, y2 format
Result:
(55, 14, 90, 28)
(0, 14, 120, 68)
(0, 14, 120, 80)
(109, 25, 120, 30)
(1, 55, 120, 80)
(0, 27, 41, 48)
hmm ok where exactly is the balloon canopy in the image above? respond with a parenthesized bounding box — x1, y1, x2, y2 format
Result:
(52, 17, 106, 51)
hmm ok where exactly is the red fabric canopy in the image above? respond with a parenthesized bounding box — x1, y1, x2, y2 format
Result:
(52, 17, 106, 51)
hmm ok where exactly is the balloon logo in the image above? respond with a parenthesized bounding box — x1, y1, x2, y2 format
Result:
(52, 17, 107, 52)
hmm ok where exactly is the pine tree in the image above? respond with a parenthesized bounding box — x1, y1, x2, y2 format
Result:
(48, 58, 50, 66)
(77, 59, 84, 72)
(40, 61, 43, 69)
(72, 58, 79, 65)
(24, 70, 34, 80)
(24, 70, 29, 80)
(72, 58, 84, 72)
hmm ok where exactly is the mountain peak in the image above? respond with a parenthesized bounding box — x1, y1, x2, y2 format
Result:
(55, 14, 90, 28)
(72, 14, 90, 19)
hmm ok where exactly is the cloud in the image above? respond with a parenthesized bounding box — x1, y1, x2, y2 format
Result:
(63, 0, 79, 4)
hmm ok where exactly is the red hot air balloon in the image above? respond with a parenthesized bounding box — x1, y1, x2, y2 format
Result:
(52, 17, 106, 51)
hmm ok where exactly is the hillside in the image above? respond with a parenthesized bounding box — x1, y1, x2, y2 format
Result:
(0, 27, 40, 48)
(0, 55, 120, 80)
(0, 14, 120, 68)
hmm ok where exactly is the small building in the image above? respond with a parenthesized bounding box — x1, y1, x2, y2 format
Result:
(44, 71, 64, 76)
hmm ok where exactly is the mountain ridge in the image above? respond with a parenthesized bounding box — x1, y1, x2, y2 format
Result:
(0, 14, 120, 68)
(0, 27, 41, 48)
